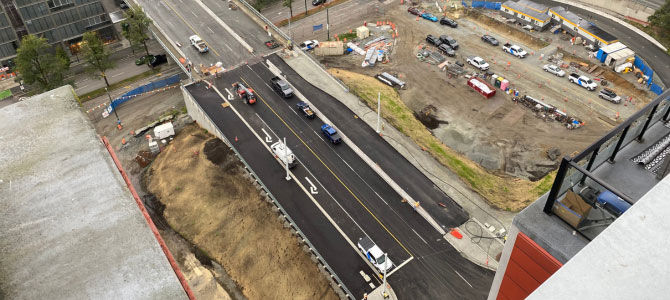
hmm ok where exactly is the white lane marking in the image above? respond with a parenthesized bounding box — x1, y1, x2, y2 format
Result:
(261, 128, 273, 143)
(207, 26, 215, 33)
(412, 228, 428, 245)
(454, 270, 473, 288)
(209, 83, 381, 284)
(304, 177, 318, 194)
(191, 11, 197, 17)
(111, 73, 123, 78)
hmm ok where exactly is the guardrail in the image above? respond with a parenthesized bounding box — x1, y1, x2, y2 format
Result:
(181, 83, 354, 300)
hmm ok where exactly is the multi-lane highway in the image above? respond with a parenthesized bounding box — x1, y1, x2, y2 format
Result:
(185, 57, 494, 299)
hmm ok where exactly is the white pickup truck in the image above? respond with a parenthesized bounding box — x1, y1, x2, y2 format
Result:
(358, 237, 393, 273)
(467, 56, 490, 71)
(502, 43, 527, 58)
(189, 35, 208, 53)
(568, 73, 597, 91)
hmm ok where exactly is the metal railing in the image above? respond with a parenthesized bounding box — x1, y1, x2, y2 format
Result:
(543, 88, 670, 238)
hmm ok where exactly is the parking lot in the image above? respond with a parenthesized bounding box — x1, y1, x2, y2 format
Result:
(316, 3, 655, 182)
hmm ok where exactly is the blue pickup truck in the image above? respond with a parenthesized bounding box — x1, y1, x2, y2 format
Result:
(321, 124, 342, 144)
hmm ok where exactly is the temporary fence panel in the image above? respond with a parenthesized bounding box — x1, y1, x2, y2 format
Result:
(650, 83, 664, 95)
(633, 55, 654, 87)
(109, 74, 181, 111)
(471, 1, 501, 9)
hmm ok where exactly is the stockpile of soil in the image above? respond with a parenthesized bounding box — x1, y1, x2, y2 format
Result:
(147, 124, 338, 300)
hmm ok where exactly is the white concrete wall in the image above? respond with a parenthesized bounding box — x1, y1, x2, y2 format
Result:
(487, 224, 520, 300)
(573, 0, 655, 22)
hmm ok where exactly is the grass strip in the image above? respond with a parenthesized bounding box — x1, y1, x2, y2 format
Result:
(330, 68, 553, 211)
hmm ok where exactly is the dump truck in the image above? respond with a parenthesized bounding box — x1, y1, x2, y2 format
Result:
(357, 237, 394, 273)
(271, 141, 297, 169)
(232, 82, 257, 105)
(189, 35, 208, 53)
(271, 76, 294, 98)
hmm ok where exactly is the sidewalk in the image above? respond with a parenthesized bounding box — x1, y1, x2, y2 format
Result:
(283, 51, 512, 270)
(365, 282, 397, 300)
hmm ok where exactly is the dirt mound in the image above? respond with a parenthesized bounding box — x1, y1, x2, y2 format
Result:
(148, 124, 338, 300)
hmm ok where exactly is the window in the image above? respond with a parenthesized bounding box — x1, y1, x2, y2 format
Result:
(48, 0, 75, 11)
(83, 14, 108, 29)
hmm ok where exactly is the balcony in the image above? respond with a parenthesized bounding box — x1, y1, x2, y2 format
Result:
(544, 88, 670, 240)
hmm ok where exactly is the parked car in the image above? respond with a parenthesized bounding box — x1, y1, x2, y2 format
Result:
(425, 34, 442, 46)
(407, 7, 421, 16)
(135, 55, 154, 65)
(312, 0, 326, 5)
(502, 43, 527, 58)
(481, 34, 499, 46)
(440, 17, 458, 28)
(568, 73, 597, 91)
(421, 13, 438, 22)
(598, 88, 621, 103)
(321, 124, 342, 144)
(438, 44, 455, 57)
(148, 54, 168, 67)
(522, 24, 533, 31)
(467, 56, 489, 71)
(300, 40, 319, 51)
(543, 64, 565, 77)
(439, 35, 459, 50)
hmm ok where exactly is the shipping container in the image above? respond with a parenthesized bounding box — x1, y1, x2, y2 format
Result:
(467, 77, 496, 99)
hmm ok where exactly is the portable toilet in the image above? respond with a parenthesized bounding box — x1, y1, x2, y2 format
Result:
(500, 79, 509, 91)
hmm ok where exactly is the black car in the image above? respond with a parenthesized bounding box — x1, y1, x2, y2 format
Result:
(439, 35, 459, 50)
(440, 17, 458, 28)
(481, 34, 499, 46)
(149, 54, 168, 67)
(426, 34, 442, 46)
(438, 44, 455, 57)
(312, 0, 326, 5)
(408, 7, 421, 15)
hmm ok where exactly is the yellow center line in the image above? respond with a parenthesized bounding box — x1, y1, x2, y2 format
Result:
(161, 0, 221, 57)
(240, 77, 414, 258)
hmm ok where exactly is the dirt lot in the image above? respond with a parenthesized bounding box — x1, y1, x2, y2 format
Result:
(318, 3, 654, 183)
(146, 124, 338, 300)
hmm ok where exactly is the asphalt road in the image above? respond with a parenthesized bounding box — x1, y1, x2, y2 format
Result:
(134, 0, 270, 70)
(533, 0, 670, 86)
(187, 60, 494, 299)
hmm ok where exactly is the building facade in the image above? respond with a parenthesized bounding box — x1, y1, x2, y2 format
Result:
(0, 0, 114, 65)
(548, 6, 618, 46)
(500, 0, 551, 31)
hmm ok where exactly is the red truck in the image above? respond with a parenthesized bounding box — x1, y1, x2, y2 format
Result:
(467, 77, 496, 99)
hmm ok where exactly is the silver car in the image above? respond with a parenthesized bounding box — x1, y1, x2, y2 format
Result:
(599, 88, 621, 104)
(543, 64, 565, 77)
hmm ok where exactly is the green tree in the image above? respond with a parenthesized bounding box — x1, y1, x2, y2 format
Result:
(283, 0, 293, 18)
(55, 46, 70, 70)
(649, 0, 670, 30)
(121, 6, 152, 57)
(15, 34, 69, 92)
(81, 31, 115, 88)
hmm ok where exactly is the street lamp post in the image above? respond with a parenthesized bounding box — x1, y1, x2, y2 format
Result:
(284, 137, 291, 181)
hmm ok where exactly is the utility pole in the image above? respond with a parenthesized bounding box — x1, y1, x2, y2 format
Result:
(304, 0, 307, 15)
(376, 92, 381, 133)
(326, 8, 330, 41)
(284, 137, 291, 181)
(105, 87, 120, 124)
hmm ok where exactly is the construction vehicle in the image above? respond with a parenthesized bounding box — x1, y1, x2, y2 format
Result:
(357, 237, 394, 273)
(232, 82, 257, 105)
(189, 35, 208, 53)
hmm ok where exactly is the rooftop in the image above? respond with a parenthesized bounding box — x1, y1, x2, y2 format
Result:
(517, 88, 670, 262)
(0, 86, 187, 300)
(502, 0, 551, 22)
(550, 6, 618, 42)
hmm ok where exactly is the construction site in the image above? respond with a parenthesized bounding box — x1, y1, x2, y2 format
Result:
(310, 1, 657, 209)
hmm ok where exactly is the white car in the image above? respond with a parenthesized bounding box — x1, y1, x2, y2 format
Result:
(543, 64, 565, 77)
(299, 40, 319, 51)
(467, 56, 489, 71)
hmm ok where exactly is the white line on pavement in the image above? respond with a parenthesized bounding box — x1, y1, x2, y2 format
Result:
(111, 73, 123, 78)
(454, 270, 473, 288)
(207, 26, 214, 33)
(412, 229, 428, 245)
(387, 256, 413, 277)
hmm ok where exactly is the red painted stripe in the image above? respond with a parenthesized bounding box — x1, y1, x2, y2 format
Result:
(102, 136, 196, 300)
